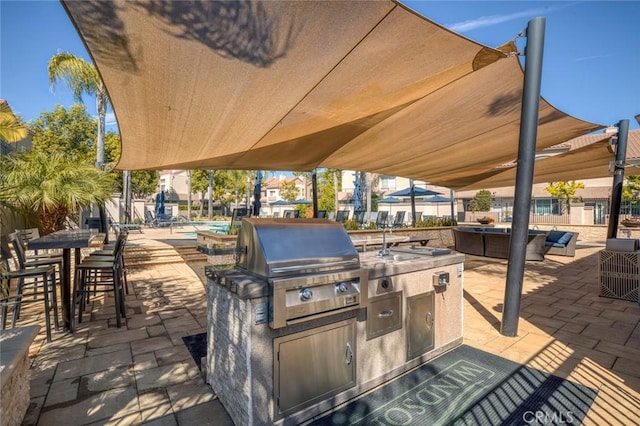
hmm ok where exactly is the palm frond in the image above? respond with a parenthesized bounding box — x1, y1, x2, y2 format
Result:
(0, 100, 29, 142)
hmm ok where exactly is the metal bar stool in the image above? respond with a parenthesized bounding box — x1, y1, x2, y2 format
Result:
(71, 235, 127, 331)
(1, 247, 59, 342)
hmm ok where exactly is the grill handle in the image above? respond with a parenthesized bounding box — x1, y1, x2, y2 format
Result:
(271, 258, 359, 274)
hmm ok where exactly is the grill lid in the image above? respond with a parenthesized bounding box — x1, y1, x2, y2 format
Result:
(236, 218, 359, 278)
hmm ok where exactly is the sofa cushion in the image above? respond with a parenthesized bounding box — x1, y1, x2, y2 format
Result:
(546, 230, 565, 243)
(556, 232, 573, 246)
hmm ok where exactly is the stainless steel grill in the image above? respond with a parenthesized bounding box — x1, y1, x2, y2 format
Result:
(235, 218, 368, 329)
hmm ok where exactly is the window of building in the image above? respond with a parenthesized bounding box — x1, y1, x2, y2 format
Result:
(380, 176, 396, 190)
(531, 199, 561, 215)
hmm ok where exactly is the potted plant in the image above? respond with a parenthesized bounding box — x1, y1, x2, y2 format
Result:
(621, 217, 640, 228)
(477, 216, 495, 225)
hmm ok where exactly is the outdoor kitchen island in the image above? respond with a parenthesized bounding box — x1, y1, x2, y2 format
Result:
(205, 219, 464, 426)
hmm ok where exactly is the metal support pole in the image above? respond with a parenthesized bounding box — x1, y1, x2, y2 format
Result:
(253, 170, 262, 217)
(207, 170, 214, 220)
(501, 17, 545, 337)
(450, 189, 455, 221)
(312, 169, 318, 218)
(410, 179, 416, 227)
(607, 119, 629, 239)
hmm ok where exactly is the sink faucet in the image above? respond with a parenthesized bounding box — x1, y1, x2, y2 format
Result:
(378, 225, 390, 257)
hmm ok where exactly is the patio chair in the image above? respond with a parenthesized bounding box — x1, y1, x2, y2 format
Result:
(353, 210, 365, 226)
(375, 211, 389, 229)
(317, 210, 327, 218)
(144, 210, 156, 227)
(369, 211, 378, 226)
(336, 210, 350, 223)
(392, 211, 406, 228)
(283, 210, 298, 218)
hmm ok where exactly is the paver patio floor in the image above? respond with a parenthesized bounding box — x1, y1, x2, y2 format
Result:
(10, 228, 640, 425)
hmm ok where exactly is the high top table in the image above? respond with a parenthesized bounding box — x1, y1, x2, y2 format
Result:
(28, 230, 104, 331)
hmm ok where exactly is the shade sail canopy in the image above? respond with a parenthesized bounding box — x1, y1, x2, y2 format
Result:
(444, 130, 640, 190)
(62, 0, 603, 188)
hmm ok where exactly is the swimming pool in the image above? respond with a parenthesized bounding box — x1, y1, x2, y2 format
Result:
(173, 221, 230, 238)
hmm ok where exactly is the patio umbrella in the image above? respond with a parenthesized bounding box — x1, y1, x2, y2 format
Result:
(422, 195, 452, 217)
(155, 191, 165, 216)
(387, 187, 441, 197)
(293, 199, 312, 204)
(390, 186, 441, 227)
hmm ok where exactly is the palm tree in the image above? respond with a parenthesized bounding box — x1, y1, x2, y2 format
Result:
(48, 52, 110, 167)
(0, 150, 114, 233)
(0, 99, 29, 143)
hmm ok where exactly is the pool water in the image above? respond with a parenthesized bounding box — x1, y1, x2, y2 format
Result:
(175, 221, 230, 238)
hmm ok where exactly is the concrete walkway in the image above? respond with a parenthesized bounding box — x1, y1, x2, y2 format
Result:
(13, 228, 640, 425)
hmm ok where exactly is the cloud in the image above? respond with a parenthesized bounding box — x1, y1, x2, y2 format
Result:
(449, 4, 572, 32)
(573, 54, 613, 62)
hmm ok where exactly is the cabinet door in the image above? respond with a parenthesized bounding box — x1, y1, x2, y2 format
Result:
(275, 319, 356, 418)
(406, 292, 435, 360)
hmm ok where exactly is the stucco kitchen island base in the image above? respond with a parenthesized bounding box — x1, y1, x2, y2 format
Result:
(206, 250, 464, 426)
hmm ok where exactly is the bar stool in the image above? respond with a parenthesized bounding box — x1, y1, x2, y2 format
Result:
(7, 232, 64, 284)
(1, 244, 59, 342)
(86, 230, 130, 295)
(71, 235, 127, 331)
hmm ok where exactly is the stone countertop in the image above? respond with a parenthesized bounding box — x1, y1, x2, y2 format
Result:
(359, 248, 465, 279)
(0, 325, 40, 389)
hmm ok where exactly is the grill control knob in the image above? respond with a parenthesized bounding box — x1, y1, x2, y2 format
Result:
(336, 282, 349, 294)
(299, 288, 313, 301)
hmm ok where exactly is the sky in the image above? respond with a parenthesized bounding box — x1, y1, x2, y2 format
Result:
(1, 0, 639, 132)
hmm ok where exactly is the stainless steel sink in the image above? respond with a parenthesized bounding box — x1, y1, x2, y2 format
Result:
(375, 253, 421, 262)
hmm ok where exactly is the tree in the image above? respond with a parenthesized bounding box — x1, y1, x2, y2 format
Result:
(29, 104, 97, 162)
(0, 150, 115, 233)
(545, 181, 585, 214)
(317, 169, 341, 213)
(623, 175, 640, 203)
(279, 179, 299, 202)
(469, 189, 492, 212)
(48, 52, 110, 167)
(131, 171, 159, 200)
(190, 169, 212, 217)
(0, 100, 29, 143)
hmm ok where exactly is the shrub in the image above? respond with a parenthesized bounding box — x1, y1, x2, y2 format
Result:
(343, 219, 360, 230)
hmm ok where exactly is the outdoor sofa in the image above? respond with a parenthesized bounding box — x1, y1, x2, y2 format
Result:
(453, 227, 548, 261)
(544, 230, 579, 256)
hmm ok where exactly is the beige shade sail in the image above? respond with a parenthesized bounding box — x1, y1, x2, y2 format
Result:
(62, 0, 603, 187)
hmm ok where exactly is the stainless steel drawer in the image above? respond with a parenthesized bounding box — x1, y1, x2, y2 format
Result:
(367, 291, 402, 340)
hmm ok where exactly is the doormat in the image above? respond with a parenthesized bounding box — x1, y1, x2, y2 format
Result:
(311, 345, 597, 426)
(182, 332, 207, 370)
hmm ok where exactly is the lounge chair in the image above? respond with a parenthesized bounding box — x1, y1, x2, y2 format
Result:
(392, 211, 405, 228)
(336, 210, 350, 223)
(375, 211, 389, 229)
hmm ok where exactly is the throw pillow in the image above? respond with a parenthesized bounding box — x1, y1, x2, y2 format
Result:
(556, 232, 573, 246)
